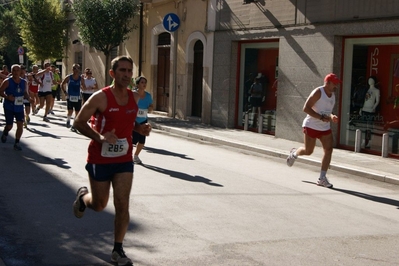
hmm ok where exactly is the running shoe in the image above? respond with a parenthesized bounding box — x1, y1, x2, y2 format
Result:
(111, 249, 133, 266)
(43, 116, 49, 122)
(133, 155, 142, 164)
(70, 127, 77, 133)
(286, 148, 297, 167)
(317, 176, 333, 188)
(26, 115, 30, 123)
(1, 134, 7, 143)
(66, 120, 71, 128)
(33, 107, 39, 115)
(73, 186, 89, 218)
(13, 143, 22, 151)
(23, 120, 27, 128)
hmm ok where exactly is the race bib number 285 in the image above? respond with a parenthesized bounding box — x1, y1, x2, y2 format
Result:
(101, 138, 129, 158)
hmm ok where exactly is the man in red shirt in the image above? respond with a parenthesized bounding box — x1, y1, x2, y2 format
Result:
(73, 56, 151, 265)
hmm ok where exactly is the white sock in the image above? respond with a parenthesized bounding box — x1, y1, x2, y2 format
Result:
(293, 151, 298, 158)
(320, 171, 327, 179)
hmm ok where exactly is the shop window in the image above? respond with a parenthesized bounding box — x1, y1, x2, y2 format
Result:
(341, 37, 399, 157)
(238, 41, 279, 135)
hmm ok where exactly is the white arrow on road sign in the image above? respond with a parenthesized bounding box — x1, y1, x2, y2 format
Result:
(167, 15, 178, 31)
(163, 13, 180, 32)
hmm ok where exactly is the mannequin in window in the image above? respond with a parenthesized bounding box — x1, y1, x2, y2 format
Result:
(244, 73, 254, 112)
(351, 76, 367, 114)
(360, 76, 380, 148)
(248, 73, 263, 127)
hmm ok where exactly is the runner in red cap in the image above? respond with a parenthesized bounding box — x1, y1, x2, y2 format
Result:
(286, 73, 341, 188)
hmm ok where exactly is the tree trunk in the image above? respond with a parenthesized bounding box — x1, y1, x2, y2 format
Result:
(105, 53, 111, 86)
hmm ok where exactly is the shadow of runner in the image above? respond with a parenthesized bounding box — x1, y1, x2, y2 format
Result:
(302, 181, 399, 209)
(25, 127, 60, 139)
(141, 163, 223, 187)
(0, 141, 149, 265)
(331, 187, 399, 209)
(144, 146, 194, 160)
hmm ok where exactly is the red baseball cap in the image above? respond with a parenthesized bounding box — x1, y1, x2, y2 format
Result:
(324, 73, 341, 85)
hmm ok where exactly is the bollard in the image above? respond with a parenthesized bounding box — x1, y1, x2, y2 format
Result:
(244, 112, 249, 131)
(258, 114, 263, 133)
(355, 129, 362, 152)
(267, 115, 272, 131)
(382, 133, 389, 158)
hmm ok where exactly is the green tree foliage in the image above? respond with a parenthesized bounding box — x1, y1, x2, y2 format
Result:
(72, 0, 139, 84)
(0, 2, 22, 65)
(16, 0, 68, 63)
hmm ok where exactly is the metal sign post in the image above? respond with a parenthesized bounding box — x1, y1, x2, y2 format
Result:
(17, 46, 25, 64)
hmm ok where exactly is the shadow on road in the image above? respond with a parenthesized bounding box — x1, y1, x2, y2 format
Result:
(141, 163, 223, 187)
(332, 187, 399, 209)
(0, 135, 149, 265)
(26, 126, 61, 139)
(144, 146, 194, 160)
(302, 181, 399, 209)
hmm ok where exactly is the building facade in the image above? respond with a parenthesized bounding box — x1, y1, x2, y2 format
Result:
(64, 0, 399, 158)
(212, 0, 399, 158)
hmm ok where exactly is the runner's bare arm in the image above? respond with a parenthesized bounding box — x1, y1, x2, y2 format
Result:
(80, 76, 87, 91)
(61, 76, 70, 93)
(0, 79, 9, 97)
(73, 91, 118, 144)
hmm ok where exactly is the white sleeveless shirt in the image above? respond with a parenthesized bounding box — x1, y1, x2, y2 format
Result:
(38, 72, 53, 92)
(362, 86, 379, 113)
(302, 86, 335, 131)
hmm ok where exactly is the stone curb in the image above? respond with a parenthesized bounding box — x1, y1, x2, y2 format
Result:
(150, 122, 399, 186)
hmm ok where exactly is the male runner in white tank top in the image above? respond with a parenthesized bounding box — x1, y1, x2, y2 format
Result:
(286, 73, 341, 188)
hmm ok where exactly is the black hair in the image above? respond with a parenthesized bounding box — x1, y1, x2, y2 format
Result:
(135, 76, 147, 85)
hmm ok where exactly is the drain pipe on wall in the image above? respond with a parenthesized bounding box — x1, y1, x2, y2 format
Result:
(172, 30, 178, 118)
(138, 2, 143, 75)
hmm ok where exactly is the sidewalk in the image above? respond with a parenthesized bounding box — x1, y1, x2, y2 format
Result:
(148, 113, 399, 185)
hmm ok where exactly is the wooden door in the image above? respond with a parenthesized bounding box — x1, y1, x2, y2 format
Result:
(157, 47, 170, 112)
(191, 41, 203, 117)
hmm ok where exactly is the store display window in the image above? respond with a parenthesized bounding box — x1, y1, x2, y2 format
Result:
(237, 41, 279, 134)
(341, 36, 399, 156)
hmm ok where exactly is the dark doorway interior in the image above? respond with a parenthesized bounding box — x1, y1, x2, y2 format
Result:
(191, 40, 204, 117)
(156, 33, 171, 112)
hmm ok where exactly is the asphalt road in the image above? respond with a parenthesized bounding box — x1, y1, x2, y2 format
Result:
(1, 108, 399, 265)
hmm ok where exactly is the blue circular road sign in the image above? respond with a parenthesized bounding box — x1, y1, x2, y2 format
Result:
(163, 13, 180, 32)
(17, 46, 24, 55)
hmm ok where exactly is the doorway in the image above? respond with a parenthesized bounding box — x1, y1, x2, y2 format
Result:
(191, 41, 204, 117)
(156, 47, 170, 112)
(156, 32, 171, 112)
